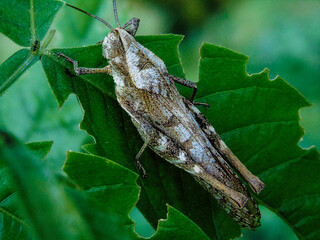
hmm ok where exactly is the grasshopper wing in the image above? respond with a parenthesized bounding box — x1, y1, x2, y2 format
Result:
(147, 92, 262, 230)
(182, 97, 263, 229)
(124, 41, 262, 229)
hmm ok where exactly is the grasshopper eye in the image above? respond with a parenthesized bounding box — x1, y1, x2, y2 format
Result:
(113, 29, 120, 37)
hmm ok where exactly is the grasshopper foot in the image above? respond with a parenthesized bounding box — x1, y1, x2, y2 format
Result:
(136, 159, 148, 179)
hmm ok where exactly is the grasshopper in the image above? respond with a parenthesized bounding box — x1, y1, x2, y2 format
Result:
(58, 0, 265, 230)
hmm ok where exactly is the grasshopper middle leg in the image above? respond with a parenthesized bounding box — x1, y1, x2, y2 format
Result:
(168, 74, 210, 108)
(135, 138, 150, 179)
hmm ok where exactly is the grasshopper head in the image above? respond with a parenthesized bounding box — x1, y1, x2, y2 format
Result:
(65, 0, 138, 60)
(102, 28, 135, 59)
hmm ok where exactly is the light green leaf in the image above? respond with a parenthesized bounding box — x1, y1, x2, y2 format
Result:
(25, 141, 53, 160)
(0, 0, 63, 47)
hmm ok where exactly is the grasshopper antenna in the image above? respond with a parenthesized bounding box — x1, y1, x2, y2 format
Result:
(113, 0, 121, 27)
(65, 3, 113, 30)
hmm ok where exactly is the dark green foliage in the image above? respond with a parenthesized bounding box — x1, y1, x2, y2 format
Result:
(0, 132, 211, 240)
(197, 43, 320, 239)
(0, 1, 319, 240)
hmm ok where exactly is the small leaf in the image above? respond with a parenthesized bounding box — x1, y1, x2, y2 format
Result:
(0, 49, 39, 96)
(151, 205, 210, 240)
(26, 141, 53, 160)
(0, 0, 63, 47)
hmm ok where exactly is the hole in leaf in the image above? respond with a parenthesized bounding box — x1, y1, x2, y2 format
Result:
(129, 207, 155, 238)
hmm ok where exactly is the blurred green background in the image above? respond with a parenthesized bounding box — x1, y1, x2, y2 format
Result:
(0, 0, 318, 239)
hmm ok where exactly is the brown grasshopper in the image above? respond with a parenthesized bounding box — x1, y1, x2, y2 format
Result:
(58, 0, 265, 230)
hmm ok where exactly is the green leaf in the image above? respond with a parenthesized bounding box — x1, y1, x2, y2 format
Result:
(196, 43, 320, 240)
(25, 141, 53, 160)
(63, 151, 140, 217)
(41, 34, 219, 239)
(41, 35, 319, 240)
(151, 205, 210, 240)
(63, 151, 140, 240)
(0, 0, 63, 47)
(63, 151, 211, 240)
(0, 49, 39, 96)
(0, 131, 94, 240)
(0, 173, 30, 240)
(0, 138, 54, 240)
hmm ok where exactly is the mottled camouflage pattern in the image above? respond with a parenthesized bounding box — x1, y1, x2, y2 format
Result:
(103, 28, 264, 230)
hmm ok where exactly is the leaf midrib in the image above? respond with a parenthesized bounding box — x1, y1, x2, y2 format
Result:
(0, 205, 26, 226)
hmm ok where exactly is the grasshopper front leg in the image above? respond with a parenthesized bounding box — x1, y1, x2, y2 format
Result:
(168, 74, 210, 108)
(57, 53, 112, 75)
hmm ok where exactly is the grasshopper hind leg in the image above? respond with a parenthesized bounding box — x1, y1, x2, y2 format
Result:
(183, 98, 265, 194)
